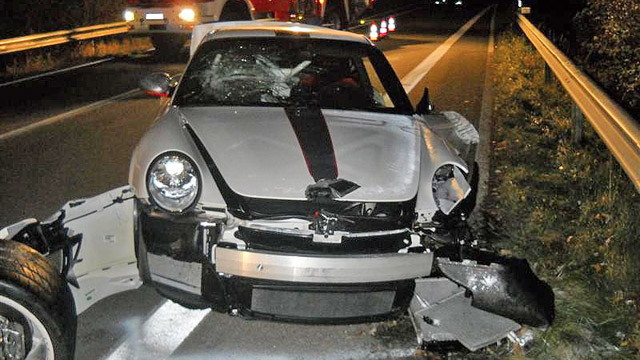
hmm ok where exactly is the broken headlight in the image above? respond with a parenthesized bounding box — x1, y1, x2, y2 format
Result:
(147, 153, 200, 212)
(432, 164, 470, 215)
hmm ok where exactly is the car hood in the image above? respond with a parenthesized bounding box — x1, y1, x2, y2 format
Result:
(179, 106, 421, 202)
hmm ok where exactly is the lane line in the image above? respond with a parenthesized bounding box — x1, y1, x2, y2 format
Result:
(471, 5, 497, 222)
(103, 300, 210, 360)
(0, 57, 114, 88)
(400, 5, 491, 94)
(0, 89, 138, 141)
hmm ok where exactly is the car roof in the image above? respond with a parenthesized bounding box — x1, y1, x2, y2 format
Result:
(190, 21, 371, 56)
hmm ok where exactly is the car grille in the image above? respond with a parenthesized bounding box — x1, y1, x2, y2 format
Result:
(235, 226, 410, 254)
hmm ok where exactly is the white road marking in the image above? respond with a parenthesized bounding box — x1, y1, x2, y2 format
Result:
(103, 300, 210, 360)
(0, 89, 138, 141)
(0, 57, 114, 88)
(400, 6, 491, 94)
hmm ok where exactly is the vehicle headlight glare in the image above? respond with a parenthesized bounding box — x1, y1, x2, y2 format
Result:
(124, 10, 135, 22)
(147, 153, 199, 212)
(179, 8, 196, 22)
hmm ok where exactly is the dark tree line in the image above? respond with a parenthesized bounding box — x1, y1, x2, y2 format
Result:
(574, 0, 640, 117)
(529, 0, 639, 118)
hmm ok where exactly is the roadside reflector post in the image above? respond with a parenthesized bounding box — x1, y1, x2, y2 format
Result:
(388, 16, 396, 32)
(369, 23, 379, 41)
(380, 19, 388, 38)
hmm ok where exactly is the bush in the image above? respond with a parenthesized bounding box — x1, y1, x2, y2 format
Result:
(574, 0, 640, 118)
(487, 31, 640, 359)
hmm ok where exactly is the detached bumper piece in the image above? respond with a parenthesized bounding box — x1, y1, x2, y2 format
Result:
(410, 252, 555, 351)
(410, 278, 520, 351)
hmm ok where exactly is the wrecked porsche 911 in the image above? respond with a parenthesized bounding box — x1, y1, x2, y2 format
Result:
(0, 22, 553, 359)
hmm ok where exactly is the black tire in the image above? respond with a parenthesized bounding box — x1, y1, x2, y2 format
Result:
(219, 1, 252, 22)
(0, 240, 76, 360)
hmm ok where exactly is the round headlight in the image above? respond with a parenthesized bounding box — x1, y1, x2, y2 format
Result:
(179, 8, 196, 22)
(124, 10, 135, 22)
(147, 153, 200, 212)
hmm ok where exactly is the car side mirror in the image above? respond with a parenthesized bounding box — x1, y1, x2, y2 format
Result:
(416, 87, 435, 115)
(140, 72, 172, 97)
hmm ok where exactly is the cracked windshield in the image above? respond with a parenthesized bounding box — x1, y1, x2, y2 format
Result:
(175, 38, 395, 111)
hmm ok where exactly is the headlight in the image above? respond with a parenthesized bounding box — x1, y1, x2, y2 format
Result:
(124, 10, 135, 22)
(147, 153, 200, 212)
(179, 8, 196, 22)
(432, 164, 470, 215)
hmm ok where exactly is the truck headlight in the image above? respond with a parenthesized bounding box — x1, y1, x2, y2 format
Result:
(147, 153, 200, 212)
(124, 10, 135, 22)
(179, 8, 196, 22)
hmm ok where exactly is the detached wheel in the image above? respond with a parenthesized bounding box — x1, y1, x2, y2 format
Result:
(0, 240, 76, 360)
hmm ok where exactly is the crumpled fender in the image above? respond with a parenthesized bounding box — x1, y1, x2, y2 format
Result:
(415, 122, 470, 223)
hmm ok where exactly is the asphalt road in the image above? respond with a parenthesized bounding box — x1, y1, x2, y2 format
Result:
(0, 4, 504, 359)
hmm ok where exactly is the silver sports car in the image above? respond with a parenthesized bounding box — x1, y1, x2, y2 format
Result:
(0, 21, 553, 359)
(132, 21, 553, 348)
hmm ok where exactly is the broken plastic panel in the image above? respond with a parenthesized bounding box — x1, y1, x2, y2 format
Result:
(410, 277, 520, 351)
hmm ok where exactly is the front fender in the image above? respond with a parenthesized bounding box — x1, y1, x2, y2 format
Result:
(128, 107, 226, 208)
(415, 123, 470, 223)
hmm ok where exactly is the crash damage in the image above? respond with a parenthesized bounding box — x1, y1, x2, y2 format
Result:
(0, 137, 554, 353)
(0, 23, 555, 359)
(0, 111, 554, 355)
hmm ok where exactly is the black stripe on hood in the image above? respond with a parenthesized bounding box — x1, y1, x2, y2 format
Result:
(285, 107, 338, 182)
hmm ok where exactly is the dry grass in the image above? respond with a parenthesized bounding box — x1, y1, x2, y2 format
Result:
(484, 32, 640, 359)
(4, 36, 152, 77)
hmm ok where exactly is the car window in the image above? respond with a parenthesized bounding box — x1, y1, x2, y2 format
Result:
(174, 38, 411, 114)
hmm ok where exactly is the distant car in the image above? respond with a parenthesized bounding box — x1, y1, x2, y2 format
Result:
(0, 22, 553, 359)
(123, 0, 254, 55)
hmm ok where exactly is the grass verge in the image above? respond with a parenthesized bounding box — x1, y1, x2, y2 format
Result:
(484, 31, 640, 359)
(3, 36, 152, 78)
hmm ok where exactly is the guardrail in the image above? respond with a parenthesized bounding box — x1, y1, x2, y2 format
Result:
(0, 22, 129, 56)
(518, 14, 640, 192)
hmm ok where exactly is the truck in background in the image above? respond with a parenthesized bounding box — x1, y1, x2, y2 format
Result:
(123, 0, 374, 55)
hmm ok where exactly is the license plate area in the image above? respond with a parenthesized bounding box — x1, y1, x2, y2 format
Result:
(145, 13, 164, 20)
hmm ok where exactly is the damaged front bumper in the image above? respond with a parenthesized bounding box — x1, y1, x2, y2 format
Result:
(143, 206, 435, 322)
(0, 186, 555, 352)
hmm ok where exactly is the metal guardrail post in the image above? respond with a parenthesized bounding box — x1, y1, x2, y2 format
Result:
(571, 103, 584, 144)
(518, 14, 640, 192)
(544, 63, 553, 84)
